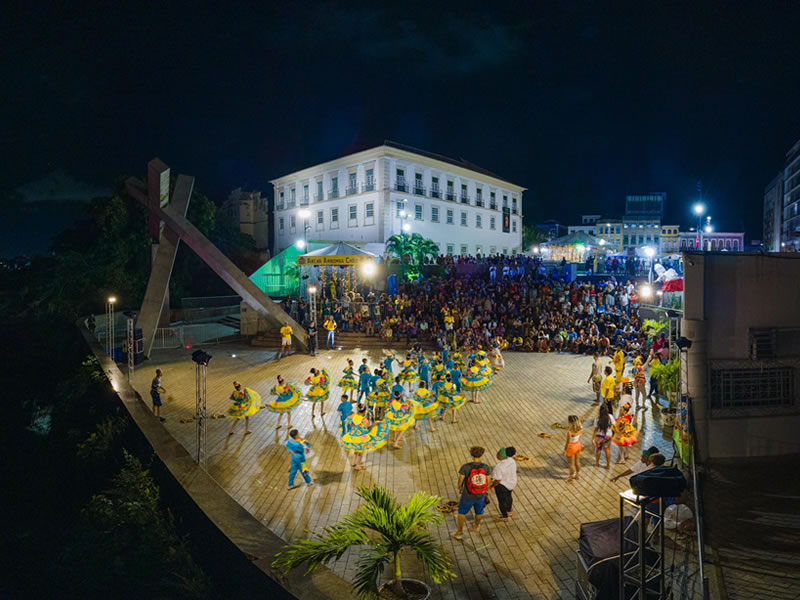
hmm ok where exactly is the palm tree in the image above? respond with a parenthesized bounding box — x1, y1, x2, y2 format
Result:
(272, 485, 456, 599)
(386, 233, 440, 281)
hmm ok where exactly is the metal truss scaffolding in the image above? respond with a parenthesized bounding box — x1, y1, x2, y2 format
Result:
(619, 490, 665, 600)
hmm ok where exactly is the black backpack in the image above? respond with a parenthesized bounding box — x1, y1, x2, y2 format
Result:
(629, 465, 687, 498)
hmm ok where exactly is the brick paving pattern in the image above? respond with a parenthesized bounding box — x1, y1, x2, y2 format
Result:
(131, 345, 682, 599)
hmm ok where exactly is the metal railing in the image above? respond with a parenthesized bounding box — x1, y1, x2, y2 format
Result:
(361, 180, 375, 192)
(460, 193, 470, 204)
(394, 179, 408, 192)
(152, 323, 243, 350)
(446, 191, 455, 201)
(329, 188, 339, 198)
(431, 185, 440, 198)
(413, 184, 426, 196)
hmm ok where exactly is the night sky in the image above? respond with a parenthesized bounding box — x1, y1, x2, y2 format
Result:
(4, 2, 800, 255)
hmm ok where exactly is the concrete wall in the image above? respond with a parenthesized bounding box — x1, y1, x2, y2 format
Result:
(683, 252, 800, 458)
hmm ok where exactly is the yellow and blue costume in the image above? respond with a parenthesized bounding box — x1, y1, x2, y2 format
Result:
(267, 382, 303, 413)
(338, 365, 359, 391)
(385, 399, 415, 431)
(367, 377, 391, 408)
(397, 360, 419, 384)
(461, 366, 492, 392)
(338, 414, 389, 453)
(228, 387, 261, 418)
(437, 381, 466, 410)
(305, 370, 330, 402)
(411, 387, 439, 420)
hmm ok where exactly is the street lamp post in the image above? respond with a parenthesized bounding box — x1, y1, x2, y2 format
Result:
(307, 285, 318, 352)
(693, 203, 705, 250)
(105, 296, 117, 358)
(298, 208, 311, 249)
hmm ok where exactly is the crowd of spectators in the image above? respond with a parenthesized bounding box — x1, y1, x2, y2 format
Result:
(292, 253, 649, 356)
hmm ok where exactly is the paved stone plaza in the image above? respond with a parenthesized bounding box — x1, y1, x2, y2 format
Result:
(131, 344, 676, 599)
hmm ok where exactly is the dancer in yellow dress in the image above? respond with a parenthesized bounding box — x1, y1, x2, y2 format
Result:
(338, 359, 359, 401)
(411, 381, 439, 432)
(475, 350, 494, 379)
(437, 375, 466, 424)
(338, 405, 389, 471)
(267, 375, 303, 430)
(367, 372, 391, 420)
(461, 360, 492, 404)
(227, 381, 261, 436)
(396, 354, 419, 392)
(305, 368, 329, 418)
(385, 391, 416, 448)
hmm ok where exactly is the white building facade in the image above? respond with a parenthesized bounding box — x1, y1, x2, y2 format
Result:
(271, 142, 525, 257)
(223, 188, 270, 249)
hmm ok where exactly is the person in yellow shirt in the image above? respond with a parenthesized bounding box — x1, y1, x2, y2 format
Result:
(601, 365, 617, 414)
(324, 315, 337, 349)
(613, 346, 625, 382)
(280, 321, 293, 358)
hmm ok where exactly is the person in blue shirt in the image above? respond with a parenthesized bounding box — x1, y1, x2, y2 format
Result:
(337, 394, 353, 433)
(286, 429, 313, 490)
(358, 368, 372, 403)
(358, 358, 370, 376)
(383, 353, 395, 375)
(391, 376, 405, 400)
(450, 367, 462, 393)
(442, 345, 450, 364)
(418, 357, 430, 388)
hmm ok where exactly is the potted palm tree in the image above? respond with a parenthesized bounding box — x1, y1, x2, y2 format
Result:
(650, 356, 680, 427)
(385, 233, 440, 281)
(272, 485, 456, 599)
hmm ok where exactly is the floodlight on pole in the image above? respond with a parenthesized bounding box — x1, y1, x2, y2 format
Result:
(362, 262, 376, 277)
(308, 285, 317, 294)
(399, 210, 407, 218)
(693, 203, 705, 216)
(108, 296, 117, 304)
(298, 208, 311, 219)
(703, 224, 713, 233)
(295, 239, 306, 249)
(643, 246, 656, 258)
(402, 223, 411, 233)
(640, 284, 653, 299)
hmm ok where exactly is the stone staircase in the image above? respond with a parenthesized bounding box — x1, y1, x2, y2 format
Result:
(251, 331, 437, 351)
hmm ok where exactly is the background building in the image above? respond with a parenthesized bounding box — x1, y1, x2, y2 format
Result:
(594, 218, 622, 250)
(679, 231, 744, 251)
(660, 225, 680, 254)
(223, 188, 270, 250)
(271, 141, 525, 257)
(625, 192, 666, 217)
(567, 214, 601, 235)
(683, 252, 800, 458)
(535, 219, 566, 240)
(782, 138, 800, 250)
(763, 173, 784, 252)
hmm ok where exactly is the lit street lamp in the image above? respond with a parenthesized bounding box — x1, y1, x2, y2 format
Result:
(298, 208, 311, 250)
(693, 202, 705, 250)
(402, 223, 411, 233)
(105, 296, 117, 358)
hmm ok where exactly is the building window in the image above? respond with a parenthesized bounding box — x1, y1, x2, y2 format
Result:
(512, 197, 518, 214)
(431, 176, 440, 198)
(460, 211, 467, 226)
(291, 188, 296, 205)
(317, 180, 323, 200)
(365, 202, 374, 225)
(512, 220, 517, 233)
(303, 185, 309, 203)
(503, 247, 508, 254)
(446, 244, 454, 255)
(317, 210, 324, 225)
(476, 188, 483, 207)
(365, 168, 374, 191)
(490, 216, 496, 230)
(290, 215, 296, 230)
(331, 176, 339, 198)
(396, 201, 405, 217)
(476, 215, 482, 228)
(490, 192, 496, 210)
(396, 168, 407, 192)
(349, 204, 357, 225)
(503, 195, 508, 208)
(710, 366, 794, 409)
(447, 181, 455, 201)
(489, 246, 496, 255)
(460, 244, 468, 255)
(461, 183, 469, 204)
(279, 217, 284, 231)
(446, 209, 454, 224)
(279, 191, 285, 209)
(348, 172, 357, 195)
(415, 204, 423, 220)
(431, 206, 439, 222)
(414, 173, 424, 195)
(330, 207, 339, 228)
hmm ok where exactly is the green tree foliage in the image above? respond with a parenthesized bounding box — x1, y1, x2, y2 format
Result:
(60, 451, 209, 598)
(522, 224, 547, 250)
(273, 485, 455, 599)
(385, 233, 440, 281)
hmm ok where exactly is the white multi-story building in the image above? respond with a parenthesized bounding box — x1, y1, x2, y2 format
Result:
(271, 141, 525, 257)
